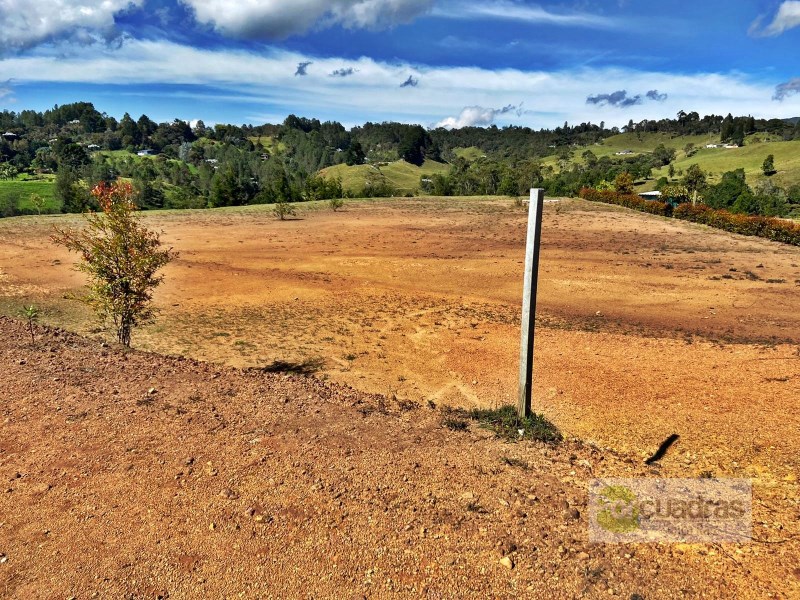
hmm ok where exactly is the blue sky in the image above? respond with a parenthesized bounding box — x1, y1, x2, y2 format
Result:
(1, 1, 800, 129)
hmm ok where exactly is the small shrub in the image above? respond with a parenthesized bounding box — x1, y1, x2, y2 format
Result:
(329, 197, 344, 212)
(52, 181, 177, 346)
(273, 198, 296, 220)
(581, 187, 800, 247)
(22, 304, 39, 345)
(442, 417, 469, 431)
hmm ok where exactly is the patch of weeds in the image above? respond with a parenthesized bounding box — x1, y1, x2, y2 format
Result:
(744, 270, 761, 281)
(442, 417, 469, 431)
(766, 278, 785, 284)
(699, 470, 715, 479)
(397, 399, 419, 412)
(501, 456, 529, 469)
(468, 405, 562, 443)
(344, 353, 357, 361)
(721, 274, 734, 280)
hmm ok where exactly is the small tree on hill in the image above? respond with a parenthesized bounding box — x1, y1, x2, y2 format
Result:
(614, 172, 634, 194)
(52, 181, 177, 347)
(762, 154, 776, 176)
(273, 197, 296, 220)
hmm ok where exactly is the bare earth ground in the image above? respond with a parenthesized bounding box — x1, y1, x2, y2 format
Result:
(1, 196, 799, 597)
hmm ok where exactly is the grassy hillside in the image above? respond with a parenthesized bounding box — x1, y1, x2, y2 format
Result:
(249, 136, 287, 154)
(652, 138, 800, 188)
(591, 132, 718, 158)
(562, 131, 800, 189)
(452, 147, 485, 161)
(0, 177, 58, 213)
(319, 159, 449, 194)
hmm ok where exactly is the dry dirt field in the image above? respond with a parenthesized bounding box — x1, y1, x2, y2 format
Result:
(1, 196, 799, 597)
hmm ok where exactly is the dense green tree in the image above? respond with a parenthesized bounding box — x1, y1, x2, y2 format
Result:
(682, 164, 707, 200)
(55, 167, 90, 213)
(762, 154, 776, 176)
(705, 169, 751, 210)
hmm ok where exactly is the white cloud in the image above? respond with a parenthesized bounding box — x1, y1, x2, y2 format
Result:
(179, 0, 433, 39)
(433, 0, 618, 29)
(435, 106, 497, 129)
(750, 1, 800, 36)
(1, 39, 798, 128)
(0, 0, 143, 50)
(434, 104, 521, 128)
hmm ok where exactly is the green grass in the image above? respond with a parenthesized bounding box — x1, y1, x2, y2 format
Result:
(468, 405, 562, 443)
(248, 136, 287, 154)
(652, 138, 800, 188)
(561, 131, 800, 189)
(440, 404, 562, 443)
(591, 132, 717, 159)
(319, 159, 449, 194)
(0, 178, 59, 213)
(452, 146, 485, 161)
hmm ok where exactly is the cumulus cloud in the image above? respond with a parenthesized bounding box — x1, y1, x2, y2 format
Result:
(0, 0, 143, 50)
(434, 103, 521, 129)
(646, 89, 668, 102)
(749, 1, 800, 36)
(586, 90, 642, 107)
(773, 78, 800, 101)
(330, 67, 356, 77)
(295, 61, 312, 76)
(400, 75, 419, 87)
(179, 0, 434, 40)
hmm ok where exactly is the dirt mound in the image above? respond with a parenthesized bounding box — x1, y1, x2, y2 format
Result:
(1, 317, 797, 598)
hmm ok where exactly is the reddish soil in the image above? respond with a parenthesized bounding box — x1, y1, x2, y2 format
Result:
(1, 196, 799, 597)
(1, 317, 798, 598)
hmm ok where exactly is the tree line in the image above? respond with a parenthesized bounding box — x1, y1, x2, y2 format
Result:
(1, 101, 799, 218)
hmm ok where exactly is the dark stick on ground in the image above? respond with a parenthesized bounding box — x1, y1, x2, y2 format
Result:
(645, 434, 680, 464)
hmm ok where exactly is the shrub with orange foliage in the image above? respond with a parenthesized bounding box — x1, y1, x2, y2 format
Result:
(52, 181, 178, 346)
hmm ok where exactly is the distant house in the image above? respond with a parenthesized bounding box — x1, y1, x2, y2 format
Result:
(69, 119, 80, 125)
(724, 144, 740, 149)
(637, 191, 662, 200)
(2, 131, 17, 140)
(615, 149, 634, 155)
(137, 149, 154, 157)
(87, 144, 101, 151)
(705, 144, 721, 149)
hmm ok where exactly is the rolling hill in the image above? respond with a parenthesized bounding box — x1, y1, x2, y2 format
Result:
(319, 159, 449, 194)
